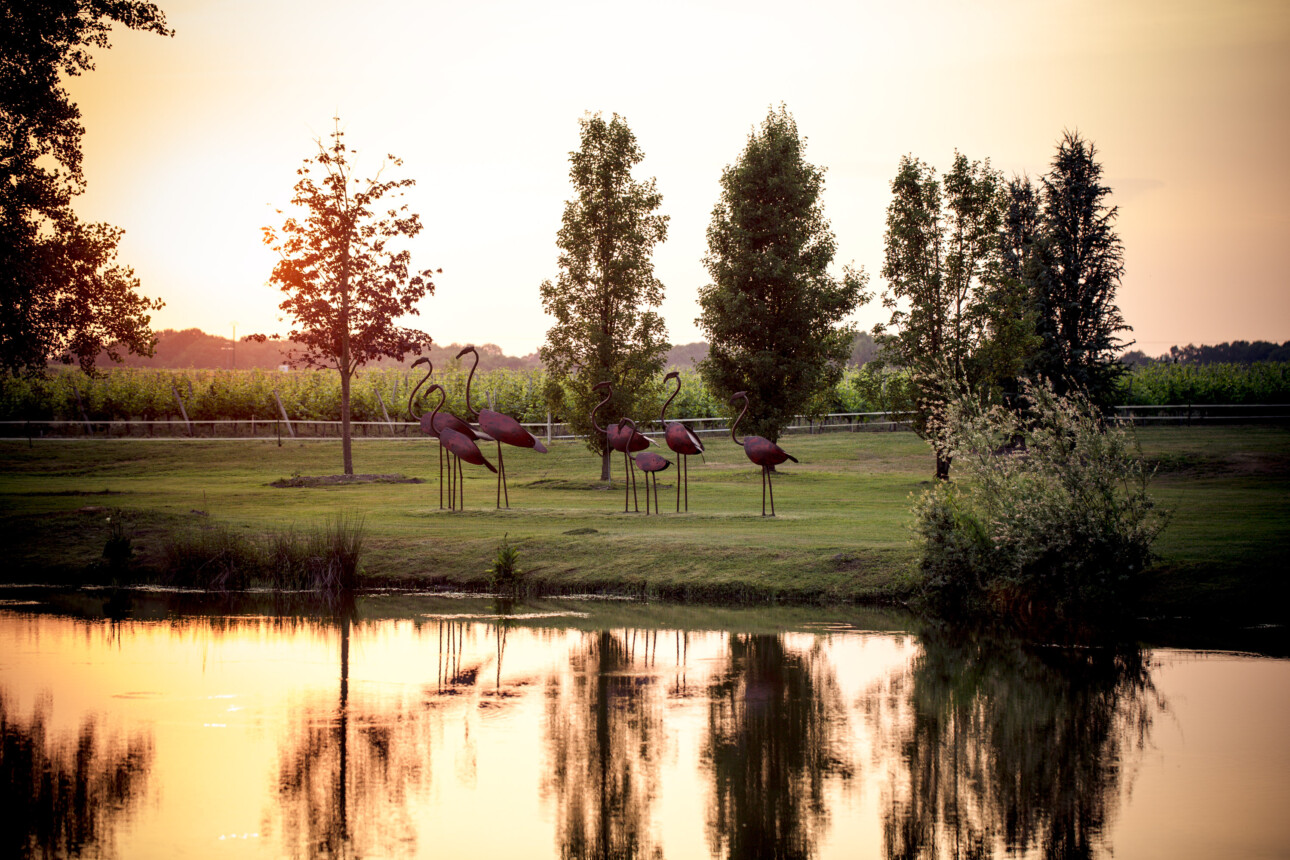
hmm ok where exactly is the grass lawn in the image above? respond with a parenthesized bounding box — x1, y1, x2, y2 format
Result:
(1, 426, 1286, 619)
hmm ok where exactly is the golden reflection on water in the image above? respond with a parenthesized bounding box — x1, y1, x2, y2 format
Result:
(1, 598, 1288, 859)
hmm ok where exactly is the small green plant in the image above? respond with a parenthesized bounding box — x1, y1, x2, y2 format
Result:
(102, 511, 133, 574)
(487, 533, 524, 596)
(914, 378, 1168, 621)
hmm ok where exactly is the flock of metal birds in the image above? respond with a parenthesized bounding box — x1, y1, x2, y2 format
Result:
(407, 346, 796, 517)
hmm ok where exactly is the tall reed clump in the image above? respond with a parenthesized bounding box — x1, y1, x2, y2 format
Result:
(913, 379, 1167, 622)
(161, 514, 365, 592)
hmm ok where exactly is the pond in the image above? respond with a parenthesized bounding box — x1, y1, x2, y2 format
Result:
(2, 589, 1287, 859)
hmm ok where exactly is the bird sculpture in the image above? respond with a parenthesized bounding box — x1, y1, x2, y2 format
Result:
(618, 418, 671, 515)
(424, 383, 496, 509)
(590, 381, 654, 513)
(660, 371, 704, 512)
(407, 358, 488, 509)
(730, 391, 797, 517)
(457, 345, 547, 508)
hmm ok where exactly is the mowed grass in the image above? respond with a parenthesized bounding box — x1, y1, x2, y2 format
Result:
(1, 425, 1286, 615)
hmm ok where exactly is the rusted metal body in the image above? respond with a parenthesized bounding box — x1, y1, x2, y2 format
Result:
(407, 358, 487, 509)
(425, 384, 495, 509)
(660, 371, 704, 512)
(458, 346, 547, 508)
(619, 418, 671, 515)
(591, 382, 654, 512)
(730, 391, 798, 517)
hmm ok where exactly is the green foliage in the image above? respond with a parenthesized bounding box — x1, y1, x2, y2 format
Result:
(255, 118, 436, 474)
(540, 113, 669, 472)
(913, 379, 1167, 620)
(875, 151, 1028, 478)
(1118, 361, 1290, 405)
(697, 105, 869, 442)
(101, 510, 133, 574)
(487, 533, 525, 596)
(1023, 132, 1131, 408)
(1, 0, 170, 374)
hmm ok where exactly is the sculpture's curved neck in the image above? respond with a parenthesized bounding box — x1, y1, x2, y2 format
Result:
(731, 397, 748, 447)
(661, 375, 680, 422)
(428, 384, 446, 422)
(590, 385, 612, 434)
(462, 348, 480, 419)
(406, 362, 433, 420)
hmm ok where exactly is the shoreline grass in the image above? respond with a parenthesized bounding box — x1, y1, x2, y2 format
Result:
(1, 427, 1287, 622)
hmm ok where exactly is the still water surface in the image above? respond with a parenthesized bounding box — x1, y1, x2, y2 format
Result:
(2, 590, 1287, 859)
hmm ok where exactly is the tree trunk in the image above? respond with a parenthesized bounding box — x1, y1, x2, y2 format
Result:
(936, 450, 952, 481)
(341, 367, 353, 476)
(600, 448, 611, 482)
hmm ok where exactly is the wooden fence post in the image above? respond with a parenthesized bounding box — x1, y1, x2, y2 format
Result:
(170, 384, 192, 436)
(273, 390, 295, 438)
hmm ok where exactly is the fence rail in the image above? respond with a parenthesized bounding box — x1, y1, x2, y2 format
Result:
(2, 404, 1286, 441)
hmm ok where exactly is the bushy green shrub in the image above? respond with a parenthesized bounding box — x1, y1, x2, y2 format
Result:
(487, 533, 525, 596)
(914, 379, 1166, 619)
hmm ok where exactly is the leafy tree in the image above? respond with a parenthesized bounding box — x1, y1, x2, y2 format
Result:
(697, 106, 868, 443)
(255, 120, 437, 476)
(875, 152, 1015, 479)
(539, 112, 669, 480)
(1028, 131, 1132, 408)
(1, 0, 171, 375)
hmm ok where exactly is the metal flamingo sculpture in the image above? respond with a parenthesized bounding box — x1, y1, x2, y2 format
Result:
(407, 358, 487, 509)
(457, 345, 547, 508)
(618, 418, 671, 515)
(730, 391, 798, 517)
(590, 381, 653, 513)
(660, 371, 704, 513)
(425, 383, 496, 509)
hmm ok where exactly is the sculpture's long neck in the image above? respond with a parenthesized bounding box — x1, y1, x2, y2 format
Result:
(463, 350, 480, 419)
(429, 385, 445, 423)
(661, 376, 680, 422)
(731, 398, 748, 447)
(406, 364, 433, 420)
(590, 388, 611, 434)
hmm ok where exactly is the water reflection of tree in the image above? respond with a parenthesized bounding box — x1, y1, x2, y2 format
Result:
(874, 627, 1162, 860)
(271, 611, 426, 859)
(0, 691, 154, 859)
(703, 634, 852, 860)
(544, 629, 666, 860)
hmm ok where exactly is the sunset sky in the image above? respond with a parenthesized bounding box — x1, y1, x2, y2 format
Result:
(66, 0, 1290, 358)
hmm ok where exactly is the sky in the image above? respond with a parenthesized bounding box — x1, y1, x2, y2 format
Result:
(67, 0, 1290, 358)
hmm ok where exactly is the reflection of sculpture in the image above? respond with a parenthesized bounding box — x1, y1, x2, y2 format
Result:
(703, 634, 850, 859)
(0, 692, 154, 858)
(543, 630, 664, 859)
(873, 627, 1161, 860)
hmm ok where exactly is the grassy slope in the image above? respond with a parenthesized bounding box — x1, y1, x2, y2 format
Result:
(1, 426, 1286, 616)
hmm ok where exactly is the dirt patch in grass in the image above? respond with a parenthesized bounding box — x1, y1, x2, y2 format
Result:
(270, 474, 423, 488)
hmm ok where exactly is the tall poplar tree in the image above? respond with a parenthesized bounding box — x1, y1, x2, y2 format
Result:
(540, 112, 669, 480)
(876, 152, 1006, 479)
(256, 120, 436, 476)
(1030, 131, 1131, 408)
(698, 106, 867, 443)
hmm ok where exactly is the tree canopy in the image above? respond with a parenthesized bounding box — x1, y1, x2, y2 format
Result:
(0, 0, 171, 375)
(256, 120, 436, 475)
(539, 112, 669, 478)
(697, 106, 868, 442)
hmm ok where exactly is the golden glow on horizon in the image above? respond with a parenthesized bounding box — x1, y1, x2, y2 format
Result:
(63, 0, 1290, 354)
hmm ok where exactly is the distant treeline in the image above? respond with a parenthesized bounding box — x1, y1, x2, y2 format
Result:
(1121, 340, 1290, 367)
(81, 327, 883, 372)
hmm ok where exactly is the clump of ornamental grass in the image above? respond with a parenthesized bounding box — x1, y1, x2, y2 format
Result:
(161, 514, 365, 592)
(914, 378, 1167, 622)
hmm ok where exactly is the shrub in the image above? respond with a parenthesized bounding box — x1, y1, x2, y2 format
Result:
(914, 379, 1167, 620)
(487, 533, 525, 596)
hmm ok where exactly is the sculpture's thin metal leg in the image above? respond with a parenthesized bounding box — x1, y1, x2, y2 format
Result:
(676, 456, 682, 513)
(653, 472, 659, 515)
(459, 456, 465, 509)
(768, 467, 776, 517)
(631, 458, 639, 513)
(438, 444, 445, 509)
(623, 449, 631, 513)
(762, 466, 768, 517)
